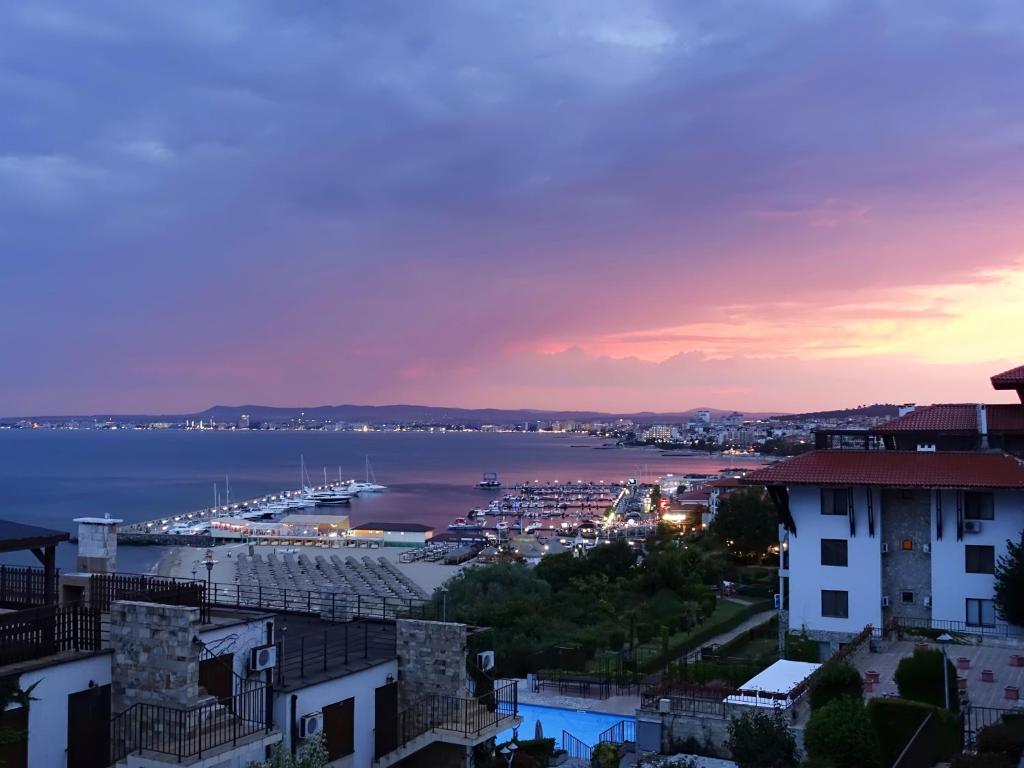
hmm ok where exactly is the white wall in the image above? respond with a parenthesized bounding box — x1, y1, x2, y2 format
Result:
(199, 615, 275, 684)
(787, 486, 883, 635)
(15, 652, 112, 768)
(930, 489, 1024, 628)
(273, 659, 398, 768)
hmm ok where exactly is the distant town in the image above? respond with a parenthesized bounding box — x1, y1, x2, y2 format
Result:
(1, 403, 901, 455)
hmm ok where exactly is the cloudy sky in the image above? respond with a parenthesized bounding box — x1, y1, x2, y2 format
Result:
(2, 1, 1023, 414)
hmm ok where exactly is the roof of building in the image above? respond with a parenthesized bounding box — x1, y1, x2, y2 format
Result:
(350, 521, 434, 533)
(740, 450, 1024, 488)
(872, 403, 1024, 434)
(874, 404, 978, 433)
(0, 519, 70, 553)
(677, 489, 711, 501)
(991, 364, 1024, 390)
(707, 477, 745, 488)
(279, 514, 350, 526)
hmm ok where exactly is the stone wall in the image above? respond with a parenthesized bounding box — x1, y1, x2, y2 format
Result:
(396, 620, 467, 709)
(653, 705, 806, 758)
(110, 600, 201, 713)
(74, 517, 121, 573)
(881, 489, 933, 623)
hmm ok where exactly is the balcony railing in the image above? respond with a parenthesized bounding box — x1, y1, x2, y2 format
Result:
(893, 616, 1024, 639)
(375, 681, 517, 759)
(110, 682, 273, 763)
(90, 573, 209, 623)
(0, 602, 102, 667)
(0, 565, 59, 609)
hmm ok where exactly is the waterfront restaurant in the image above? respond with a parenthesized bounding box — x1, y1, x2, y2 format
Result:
(279, 513, 351, 538)
(349, 521, 433, 547)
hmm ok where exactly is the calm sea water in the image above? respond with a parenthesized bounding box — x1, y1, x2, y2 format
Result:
(0, 430, 759, 572)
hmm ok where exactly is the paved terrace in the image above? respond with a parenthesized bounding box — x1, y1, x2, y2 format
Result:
(275, 614, 397, 690)
(849, 638, 1024, 710)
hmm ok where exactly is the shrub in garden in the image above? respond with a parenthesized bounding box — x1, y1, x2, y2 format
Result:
(893, 649, 959, 712)
(950, 753, 1013, 768)
(727, 708, 799, 768)
(591, 742, 620, 768)
(976, 719, 1024, 764)
(809, 661, 863, 710)
(865, 697, 958, 767)
(805, 697, 881, 768)
(784, 632, 820, 662)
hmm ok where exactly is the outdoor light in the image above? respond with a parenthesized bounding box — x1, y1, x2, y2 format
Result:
(937, 632, 954, 710)
(501, 743, 518, 768)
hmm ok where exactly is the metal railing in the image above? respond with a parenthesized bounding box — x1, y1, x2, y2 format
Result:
(961, 705, 1020, 749)
(90, 573, 209, 623)
(110, 681, 273, 763)
(0, 602, 102, 666)
(377, 681, 517, 758)
(598, 719, 636, 745)
(893, 616, 1024, 639)
(639, 690, 728, 717)
(561, 730, 592, 761)
(275, 621, 397, 685)
(0, 565, 59, 609)
(207, 581, 432, 620)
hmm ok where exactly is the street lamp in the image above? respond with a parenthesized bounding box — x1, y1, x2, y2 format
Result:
(202, 549, 218, 602)
(501, 742, 518, 768)
(937, 632, 953, 710)
(441, 586, 449, 623)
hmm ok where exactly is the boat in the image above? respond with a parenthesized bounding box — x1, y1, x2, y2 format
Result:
(478, 472, 502, 489)
(449, 517, 484, 531)
(304, 488, 352, 506)
(524, 522, 541, 534)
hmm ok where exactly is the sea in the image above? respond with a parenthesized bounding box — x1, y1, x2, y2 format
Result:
(0, 430, 765, 574)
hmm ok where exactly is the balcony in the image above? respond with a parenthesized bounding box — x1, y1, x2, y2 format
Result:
(0, 602, 103, 668)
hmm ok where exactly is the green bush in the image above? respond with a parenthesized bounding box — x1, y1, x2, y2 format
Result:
(977, 720, 1024, 764)
(784, 632, 820, 662)
(866, 698, 959, 767)
(591, 741, 620, 768)
(809, 661, 863, 710)
(951, 753, 1014, 768)
(894, 649, 959, 713)
(727, 708, 799, 768)
(607, 629, 626, 651)
(805, 697, 881, 768)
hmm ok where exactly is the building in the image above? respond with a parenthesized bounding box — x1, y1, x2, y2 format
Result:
(742, 363, 1024, 657)
(0, 517, 517, 767)
(349, 521, 434, 547)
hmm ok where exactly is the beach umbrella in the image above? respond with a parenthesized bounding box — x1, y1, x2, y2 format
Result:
(534, 719, 544, 740)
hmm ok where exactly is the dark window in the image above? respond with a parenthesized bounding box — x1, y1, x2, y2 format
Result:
(901, 591, 915, 604)
(966, 598, 996, 627)
(965, 545, 996, 574)
(323, 697, 355, 759)
(964, 492, 994, 520)
(821, 590, 849, 618)
(820, 539, 848, 567)
(821, 488, 852, 516)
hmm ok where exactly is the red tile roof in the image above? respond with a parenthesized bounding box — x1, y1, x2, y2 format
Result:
(740, 450, 1024, 488)
(992, 364, 1024, 389)
(874, 404, 977, 433)
(677, 489, 711, 501)
(988, 404, 1024, 432)
(707, 477, 745, 488)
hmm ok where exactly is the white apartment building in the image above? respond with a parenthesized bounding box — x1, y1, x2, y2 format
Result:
(742, 363, 1024, 657)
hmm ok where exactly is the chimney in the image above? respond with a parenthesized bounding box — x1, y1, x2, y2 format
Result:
(976, 404, 989, 450)
(74, 515, 122, 573)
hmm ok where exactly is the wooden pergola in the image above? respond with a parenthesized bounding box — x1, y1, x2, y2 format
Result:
(0, 519, 70, 605)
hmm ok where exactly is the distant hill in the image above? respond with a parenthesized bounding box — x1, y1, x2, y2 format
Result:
(192, 404, 784, 426)
(769, 404, 900, 421)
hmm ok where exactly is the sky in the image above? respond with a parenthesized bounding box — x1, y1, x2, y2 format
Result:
(2, 1, 1024, 415)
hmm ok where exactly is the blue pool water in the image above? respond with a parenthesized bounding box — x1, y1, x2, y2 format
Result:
(498, 703, 631, 746)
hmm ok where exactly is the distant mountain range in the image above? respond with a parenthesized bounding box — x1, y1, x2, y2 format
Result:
(8, 402, 902, 424)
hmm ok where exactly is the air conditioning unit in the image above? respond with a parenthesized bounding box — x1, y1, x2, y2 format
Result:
(923, 596, 932, 608)
(249, 644, 277, 672)
(477, 651, 496, 671)
(773, 593, 781, 610)
(300, 712, 323, 739)
(922, 544, 931, 554)
(881, 596, 890, 607)
(881, 543, 889, 554)
(964, 520, 983, 534)
(658, 698, 671, 713)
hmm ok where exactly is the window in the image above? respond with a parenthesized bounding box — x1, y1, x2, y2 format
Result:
(322, 697, 355, 759)
(964, 492, 994, 520)
(966, 598, 996, 628)
(820, 539, 848, 567)
(965, 545, 996, 574)
(821, 488, 852, 516)
(901, 591, 915, 604)
(821, 590, 849, 618)
(901, 539, 913, 551)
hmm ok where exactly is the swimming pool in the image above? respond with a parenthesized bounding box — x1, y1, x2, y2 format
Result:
(497, 703, 632, 746)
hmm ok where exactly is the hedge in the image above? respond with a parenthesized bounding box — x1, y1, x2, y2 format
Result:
(894, 649, 960, 713)
(866, 698, 959, 767)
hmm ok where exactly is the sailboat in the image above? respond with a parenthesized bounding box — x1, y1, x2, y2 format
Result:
(300, 456, 352, 506)
(347, 456, 387, 494)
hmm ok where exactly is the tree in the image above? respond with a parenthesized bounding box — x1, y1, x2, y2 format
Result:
(804, 697, 881, 768)
(727, 708, 799, 768)
(711, 488, 778, 557)
(250, 731, 328, 768)
(894, 649, 959, 713)
(994, 532, 1024, 626)
(809, 661, 863, 711)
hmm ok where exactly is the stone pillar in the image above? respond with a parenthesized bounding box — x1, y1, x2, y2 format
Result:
(110, 600, 200, 714)
(396, 619, 468, 709)
(74, 516, 122, 573)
